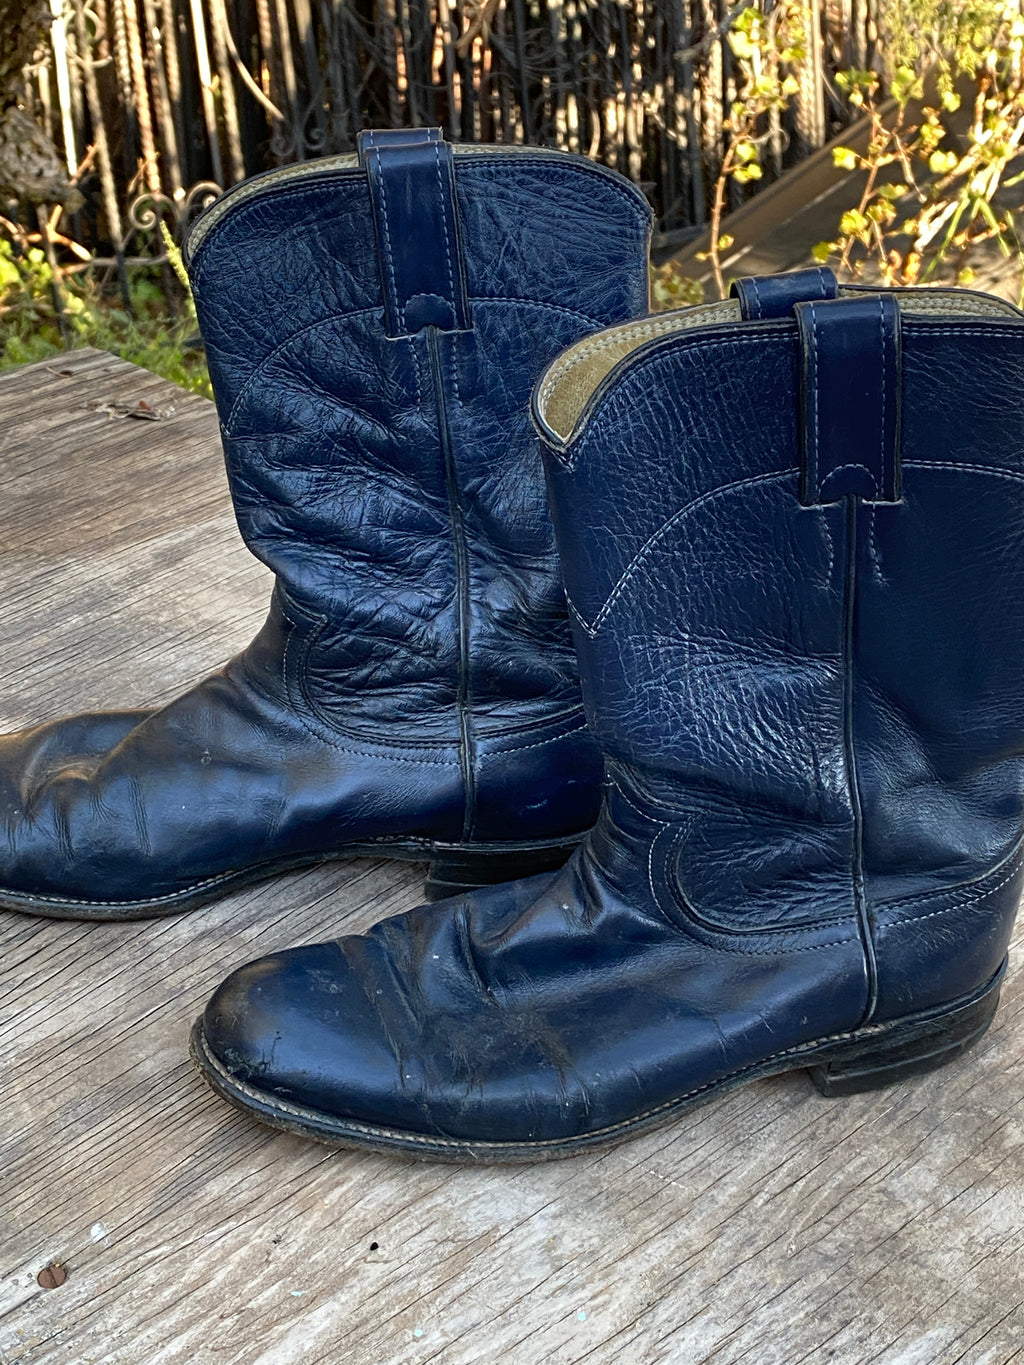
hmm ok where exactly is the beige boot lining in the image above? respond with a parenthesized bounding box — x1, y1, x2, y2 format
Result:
(535, 289, 1023, 446)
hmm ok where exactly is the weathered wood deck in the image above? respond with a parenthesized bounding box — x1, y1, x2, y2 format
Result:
(2, 349, 1024, 1365)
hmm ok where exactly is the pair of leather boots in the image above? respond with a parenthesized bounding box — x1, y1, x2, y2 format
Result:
(5, 129, 1024, 1162)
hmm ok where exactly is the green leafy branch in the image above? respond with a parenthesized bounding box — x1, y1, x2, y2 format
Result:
(815, 3, 1024, 297)
(700, 1, 807, 299)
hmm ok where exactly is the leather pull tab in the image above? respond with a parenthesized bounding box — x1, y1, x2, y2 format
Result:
(356, 127, 443, 164)
(362, 134, 471, 338)
(793, 294, 902, 507)
(731, 267, 838, 320)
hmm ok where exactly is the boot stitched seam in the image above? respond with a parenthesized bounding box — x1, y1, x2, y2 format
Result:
(214, 1009, 908, 1146)
(221, 306, 379, 431)
(279, 594, 585, 754)
(367, 146, 404, 331)
(821, 463, 879, 497)
(434, 142, 459, 316)
(189, 157, 653, 266)
(537, 310, 766, 411)
(903, 324, 1024, 334)
(647, 820, 673, 918)
(445, 331, 461, 413)
(548, 317, 1021, 463)
(661, 825, 859, 942)
(468, 706, 591, 743)
(279, 596, 461, 756)
(4, 869, 249, 907)
(608, 777, 858, 947)
(285, 622, 460, 762)
(594, 775, 675, 918)
(876, 847, 1024, 929)
(905, 459, 1024, 483)
(538, 316, 701, 403)
(867, 505, 885, 584)
(478, 722, 588, 758)
(806, 301, 820, 496)
(608, 765, 848, 824)
(223, 298, 605, 436)
(539, 312, 1024, 414)
(880, 830, 1024, 907)
(553, 331, 792, 463)
(565, 469, 793, 637)
(471, 297, 604, 324)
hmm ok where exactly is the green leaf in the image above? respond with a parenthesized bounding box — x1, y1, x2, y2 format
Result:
(729, 31, 755, 59)
(840, 209, 870, 237)
(929, 150, 959, 175)
(832, 146, 859, 171)
(811, 241, 834, 263)
(890, 66, 922, 106)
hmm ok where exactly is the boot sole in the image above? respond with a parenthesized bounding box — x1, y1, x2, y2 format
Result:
(189, 960, 1005, 1164)
(0, 835, 582, 921)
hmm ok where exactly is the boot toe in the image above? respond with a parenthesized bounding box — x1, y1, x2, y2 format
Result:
(195, 877, 608, 1149)
(199, 941, 419, 1134)
(0, 710, 152, 901)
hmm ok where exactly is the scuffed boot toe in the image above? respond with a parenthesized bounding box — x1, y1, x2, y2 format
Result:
(194, 940, 440, 1151)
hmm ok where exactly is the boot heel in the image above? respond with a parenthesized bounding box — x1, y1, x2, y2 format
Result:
(808, 970, 1003, 1098)
(424, 840, 580, 902)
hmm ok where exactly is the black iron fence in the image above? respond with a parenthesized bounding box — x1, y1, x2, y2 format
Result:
(12, 0, 880, 258)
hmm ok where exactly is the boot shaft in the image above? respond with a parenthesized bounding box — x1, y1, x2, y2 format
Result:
(184, 138, 652, 745)
(535, 276, 1024, 1014)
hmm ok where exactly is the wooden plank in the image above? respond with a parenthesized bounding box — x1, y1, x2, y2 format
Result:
(1, 350, 1024, 1365)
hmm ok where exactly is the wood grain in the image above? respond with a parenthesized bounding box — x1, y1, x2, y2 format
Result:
(1, 350, 1023, 1365)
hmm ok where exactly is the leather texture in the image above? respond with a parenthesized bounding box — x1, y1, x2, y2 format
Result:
(795, 293, 901, 505)
(731, 265, 838, 319)
(0, 132, 652, 919)
(196, 272, 1024, 1159)
(361, 136, 471, 336)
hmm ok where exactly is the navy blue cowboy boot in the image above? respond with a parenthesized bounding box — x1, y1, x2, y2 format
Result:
(0, 131, 652, 919)
(192, 269, 1024, 1161)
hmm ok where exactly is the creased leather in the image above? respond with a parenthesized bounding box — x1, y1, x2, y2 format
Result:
(0, 136, 652, 914)
(731, 265, 838, 319)
(794, 293, 902, 505)
(198, 278, 1024, 1151)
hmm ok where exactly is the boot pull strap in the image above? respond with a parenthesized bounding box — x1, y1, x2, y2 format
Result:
(731, 266, 838, 319)
(793, 294, 902, 507)
(356, 128, 443, 157)
(358, 129, 471, 339)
